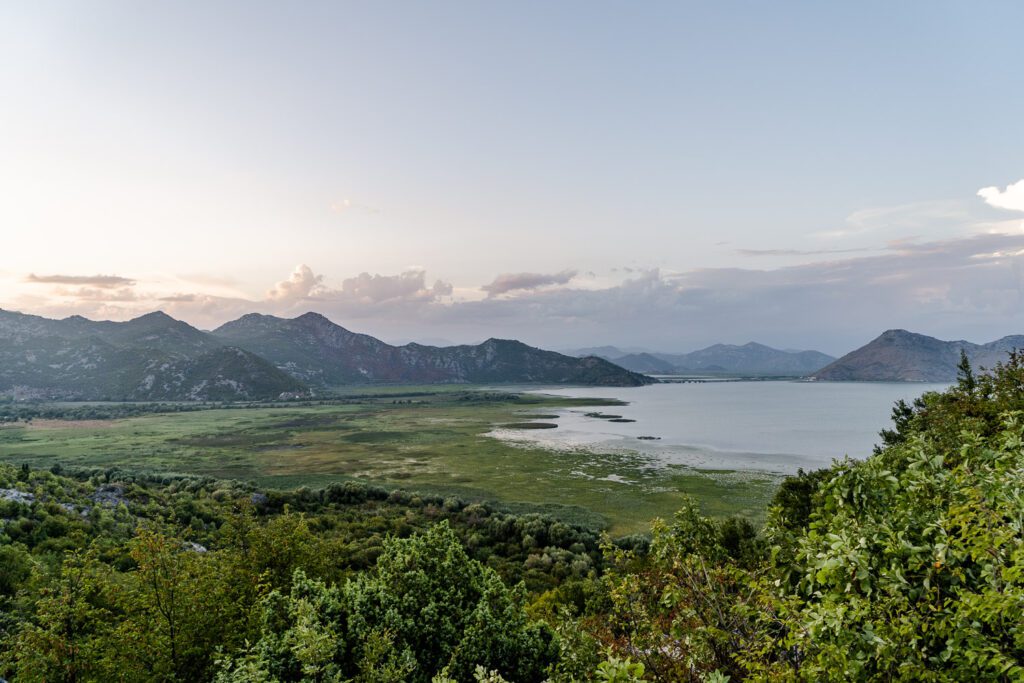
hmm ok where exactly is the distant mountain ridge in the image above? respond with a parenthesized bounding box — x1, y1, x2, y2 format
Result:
(813, 329, 1024, 382)
(565, 345, 638, 359)
(576, 342, 834, 376)
(212, 312, 651, 387)
(607, 353, 678, 374)
(651, 343, 834, 376)
(0, 309, 651, 400)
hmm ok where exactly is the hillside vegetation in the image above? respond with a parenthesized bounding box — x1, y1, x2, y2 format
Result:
(0, 310, 305, 401)
(814, 328, 1024, 381)
(0, 309, 650, 401)
(212, 312, 651, 387)
(2, 353, 1024, 680)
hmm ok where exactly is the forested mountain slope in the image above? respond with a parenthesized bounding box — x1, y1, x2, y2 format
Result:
(0, 310, 305, 401)
(213, 312, 652, 387)
(0, 309, 652, 401)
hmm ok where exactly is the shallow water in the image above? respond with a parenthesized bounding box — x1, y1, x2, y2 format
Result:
(492, 381, 950, 474)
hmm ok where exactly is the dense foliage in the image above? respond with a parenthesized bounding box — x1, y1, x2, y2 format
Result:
(583, 351, 1024, 681)
(3, 353, 1024, 680)
(218, 523, 557, 682)
(0, 466, 608, 681)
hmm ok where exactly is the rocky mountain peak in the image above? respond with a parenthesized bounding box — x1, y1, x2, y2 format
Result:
(813, 330, 1024, 382)
(128, 310, 175, 325)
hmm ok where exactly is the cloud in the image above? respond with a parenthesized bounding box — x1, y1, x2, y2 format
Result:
(147, 267, 453, 330)
(395, 232, 1024, 353)
(20, 273, 141, 304)
(7, 184, 1024, 353)
(266, 265, 325, 302)
(814, 200, 973, 240)
(52, 286, 139, 302)
(8, 234, 1024, 353)
(978, 179, 1024, 212)
(737, 247, 873, 257)
(333, 270, 438, 304)
(4, 263, 458, 331)
(26, 274, 136, 288)
(481, 269, 577, 296)
(263, 265, 453, 310)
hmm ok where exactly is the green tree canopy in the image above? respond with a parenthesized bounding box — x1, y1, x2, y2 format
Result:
(218, 521, 556, 682)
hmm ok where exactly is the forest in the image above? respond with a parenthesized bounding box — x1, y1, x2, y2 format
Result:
(2, 353, 1023, 681)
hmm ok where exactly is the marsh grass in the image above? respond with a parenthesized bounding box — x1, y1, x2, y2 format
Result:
(0, 391, 779, 534)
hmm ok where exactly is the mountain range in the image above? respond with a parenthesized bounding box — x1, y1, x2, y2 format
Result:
(570, 343, 835, 376)
(211, 312, 651, 388)
(0, 309, 651, 401)
(566, 345, 647, 359)
(812, 329, 1024, 382)
(0, 310, 305, 401)
(5, 308, 1020, 399)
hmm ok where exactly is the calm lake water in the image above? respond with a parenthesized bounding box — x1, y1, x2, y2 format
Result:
(492, 381, 950, 474)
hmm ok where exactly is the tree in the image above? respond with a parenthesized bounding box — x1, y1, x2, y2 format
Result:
(597, 504, 784, 681)
(114, 528, 263, 681)
(7, 551, 117, 682)
(218, 521, 557, 682)
(761, 352, 1024, 680)
(0, 543, 32, 597)
(957, 348, 976, 394)
(776, 411, 1024, 680)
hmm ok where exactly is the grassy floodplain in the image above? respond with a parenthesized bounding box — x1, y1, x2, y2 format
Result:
(0, 388, 779, 534)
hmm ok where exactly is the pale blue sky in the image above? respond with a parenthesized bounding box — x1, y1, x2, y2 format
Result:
(2, 1, 1023, 352)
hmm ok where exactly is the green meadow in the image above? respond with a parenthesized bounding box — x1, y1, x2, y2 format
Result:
(0, 390, 779, 534)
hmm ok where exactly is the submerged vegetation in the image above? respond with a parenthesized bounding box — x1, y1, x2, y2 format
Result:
(2, 353, 1024, 680)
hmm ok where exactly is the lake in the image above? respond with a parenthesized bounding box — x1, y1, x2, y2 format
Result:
(491, 381, 950, 475)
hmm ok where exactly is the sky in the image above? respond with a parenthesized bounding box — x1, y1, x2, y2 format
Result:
(1, 1, 1023, 355)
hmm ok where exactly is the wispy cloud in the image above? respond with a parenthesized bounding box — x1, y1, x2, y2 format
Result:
(814, 200, 973, 240)
(52, 286, 139, 302)
(737, 247, 873, 257)
(25, 274, 135, 288)
(481, 269, 577, 297)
